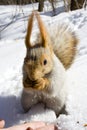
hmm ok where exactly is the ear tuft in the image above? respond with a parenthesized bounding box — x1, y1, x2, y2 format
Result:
(25, 12, 35, 48)
(34, 11, 50, 48)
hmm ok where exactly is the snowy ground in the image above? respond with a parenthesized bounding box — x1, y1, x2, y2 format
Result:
(0, 4, 87, 130)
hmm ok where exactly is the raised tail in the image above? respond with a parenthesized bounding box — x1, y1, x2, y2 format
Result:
(51, 24, 78, 69)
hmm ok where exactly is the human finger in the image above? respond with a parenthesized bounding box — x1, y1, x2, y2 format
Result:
(35, 124, 58, 130)
(0, 120, 5, 129)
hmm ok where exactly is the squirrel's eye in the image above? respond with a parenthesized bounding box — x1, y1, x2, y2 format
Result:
(43, 59, 47, 65)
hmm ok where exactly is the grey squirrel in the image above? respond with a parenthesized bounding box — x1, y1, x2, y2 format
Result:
(21, 11, 78, 116)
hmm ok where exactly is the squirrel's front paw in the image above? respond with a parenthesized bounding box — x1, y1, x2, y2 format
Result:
(34, 78, 49, 90)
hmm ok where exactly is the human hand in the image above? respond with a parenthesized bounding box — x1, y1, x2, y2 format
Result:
(0, 121, 57, 130)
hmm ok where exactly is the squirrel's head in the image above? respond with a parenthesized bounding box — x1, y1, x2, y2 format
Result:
(24, 11, 54, 81)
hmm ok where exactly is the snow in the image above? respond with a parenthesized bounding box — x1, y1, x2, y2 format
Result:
(0, 4, 87, 130)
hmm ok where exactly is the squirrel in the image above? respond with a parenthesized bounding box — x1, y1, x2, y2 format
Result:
(21, 11, 78, 116)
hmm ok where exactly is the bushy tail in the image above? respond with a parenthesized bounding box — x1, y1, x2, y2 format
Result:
(51, 24, 78, 69)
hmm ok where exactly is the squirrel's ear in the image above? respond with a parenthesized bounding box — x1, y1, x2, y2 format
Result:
(35, 11, 50, 48)
(25, 12, 34, 48)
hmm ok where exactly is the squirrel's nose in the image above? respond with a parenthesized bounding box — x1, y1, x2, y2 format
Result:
(30, 71, 41, 81)
(29, 76, 36, 81)
(29, 72, 38, 81)
(28, 73, 35, 81)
